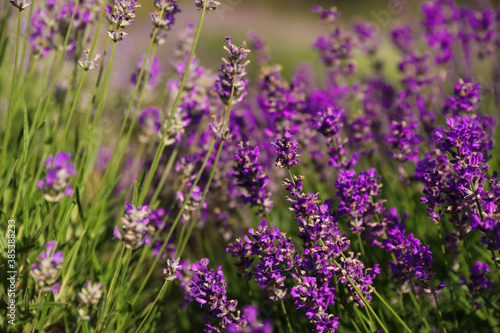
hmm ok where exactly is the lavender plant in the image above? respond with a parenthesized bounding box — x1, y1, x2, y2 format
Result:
(1, 0, 500, 332)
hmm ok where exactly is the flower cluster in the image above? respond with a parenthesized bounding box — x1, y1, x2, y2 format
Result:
(232, 142, 273, 216)
(163, 258, 182, 281)
(189, 258, 239, 331)
(461, 262, 493, 307)
(444, 78, 481, 116)
(106, 0, 141, 42)
(138, 107, 161, 143)
(114, 203, 153, 249)
(78, 49, 101, 71)
(312, 107, 358, 171)
(194, 0, 220, 12)
(131, 55, 161, 90)
(30, 241, 63, 294)
(215, 37, 251, 105)
(10, 0, 32, 11)
(227, 306, 273, 333)
(227, 221, 295, 300)
(271, 129, 300, 169)
(77, 281, 103, 321)
(150, 0, 180, 44)
(335, 168, 386, 235)
(37, 152, 76, 203)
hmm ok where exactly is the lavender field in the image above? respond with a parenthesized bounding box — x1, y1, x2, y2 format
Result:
(1, 0, 500, 332)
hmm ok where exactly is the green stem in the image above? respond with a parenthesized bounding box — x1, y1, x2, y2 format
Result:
(432, 290, 447, 333)
(97, 245, 126, 330)
(132, 135, 217, 306)
(136, 280, 168, 332)
(176, 85, 236, 258)
(150, 148, 179, 204)
(16, 4, 33, 89)
(280, 301, 294, 333)
(58, 72, 87, 150)
(77, 42, 117, 183)
(34, 0, 80, 132)
(374, 290, 413, 333)
(357, 233, 365, 256)
(2, 10, 22, 166)
(111, 45, 159, 181)
(139, 4, 208, 204)
(87, 21, 161, 211)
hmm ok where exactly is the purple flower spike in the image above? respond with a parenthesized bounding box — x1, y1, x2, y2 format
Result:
(312, 107, 358, 171)
(271, 129, 300, 169)
(335, 168, 386, 235)
(232, 142, 273, 216)
(114, 203, 153, 250)
(461, 262, 494, 307)
(30, 241, 63, 294)
(444, 78, 481, 116)
(189, 258, 239, 331)
(215, 37, 251, 105)
(38, 152, 76, 203)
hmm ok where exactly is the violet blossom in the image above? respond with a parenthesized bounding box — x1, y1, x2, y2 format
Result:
(37, 152, 76, 203)
(30, 241, 63, 294)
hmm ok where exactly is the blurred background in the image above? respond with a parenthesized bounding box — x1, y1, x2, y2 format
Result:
(102, 0, 498, 90)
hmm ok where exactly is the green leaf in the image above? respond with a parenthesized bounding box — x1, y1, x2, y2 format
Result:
(0, 159, 19, 199)
(26, 121, 45, 164)
(31, 204, 57, 240)
(23, 107, 29, 164)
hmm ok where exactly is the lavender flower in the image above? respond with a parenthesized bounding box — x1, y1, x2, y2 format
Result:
(114, 203, 153, 249)
(215, 37, 251, 105)
(312, 6, 340, 24)
(106, 0, 140, 42)
(227, 222, 295, 301)
(383, 224, 439, 291)
(227, 306, 273, 333)
(257, 65, 293, 121)
(398, 52, 435, 93)
(386, 119, 423, 163)
(131, 55, 161, 90)
(10, 0, 32, 11)
(30, 241, 63, 294)
(189, 258, 239, 332)
(335, 169, 386, 235)
(176, 185, 206, 223)
(271, 129, 300, 169)
(232, 142, 273, 216)
(312, 107, 358, 171)
(78, 49, 101, 71)
(77, 281, 103, 305)
(77, 280, 103, 321)
(334, 253, 380, 306)
(164, 258, 182, 281)
(194, 0, 220, 11)
(444, 78, 481, 116)
(159, 110, 191, 146)
(247, 30, 271, 66)
(461, 262, 494, 306)
(314, 28, 356, 77)
(37, 152, 76, 203)
(391, 25, 414, 54)
(138, 107, 161, 143)
(290, 276, 339, 332)
(150, 0, 180, 44)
